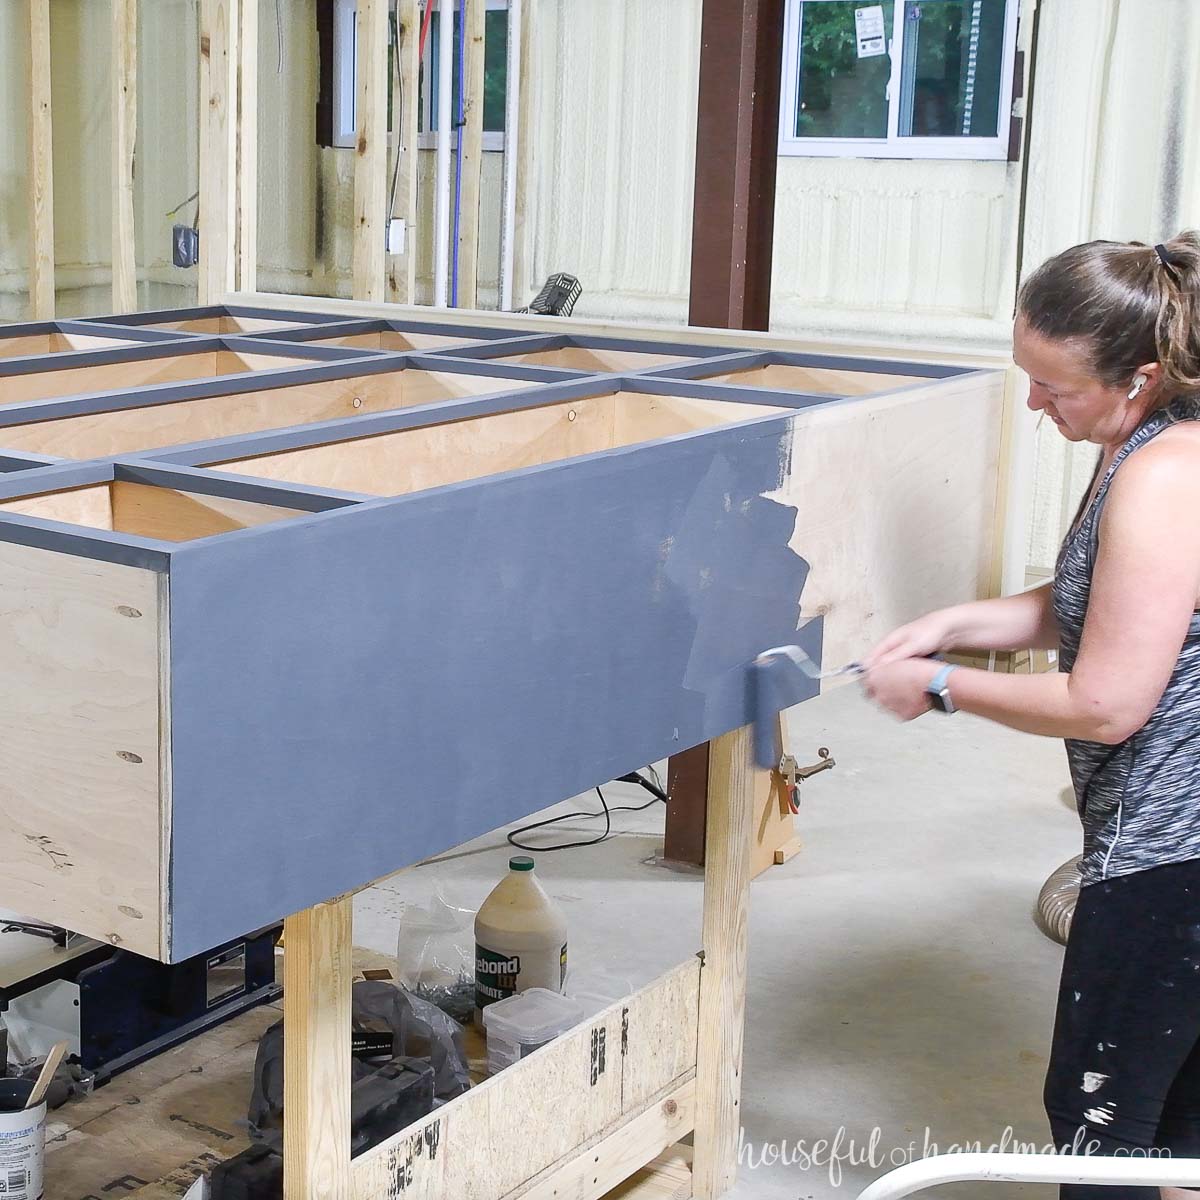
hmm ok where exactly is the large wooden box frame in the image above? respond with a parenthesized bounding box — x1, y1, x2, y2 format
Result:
(0, 296, 1011, 1199)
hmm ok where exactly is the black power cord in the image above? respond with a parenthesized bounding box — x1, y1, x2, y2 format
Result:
(507, 771, 668, 853)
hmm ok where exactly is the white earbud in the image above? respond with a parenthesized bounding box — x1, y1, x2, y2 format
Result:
(1128, 373, 1149, 400)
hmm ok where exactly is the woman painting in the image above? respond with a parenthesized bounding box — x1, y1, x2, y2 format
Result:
(864, 233, 1200, 1198)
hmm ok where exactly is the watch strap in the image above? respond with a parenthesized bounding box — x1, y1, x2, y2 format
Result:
(926, 663, 959, 714)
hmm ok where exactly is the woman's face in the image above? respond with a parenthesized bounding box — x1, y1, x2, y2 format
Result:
(1013, 315, 1143, 446)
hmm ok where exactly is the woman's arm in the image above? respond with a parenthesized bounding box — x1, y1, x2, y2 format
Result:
(864, 434, 1200, 742)
(864, 583, 1059, 670)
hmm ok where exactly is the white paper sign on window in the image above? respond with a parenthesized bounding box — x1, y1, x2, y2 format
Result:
(854, 5, 887, 57)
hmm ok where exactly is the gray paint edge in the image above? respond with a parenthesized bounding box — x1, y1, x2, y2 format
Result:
(0, 509, 172, 570)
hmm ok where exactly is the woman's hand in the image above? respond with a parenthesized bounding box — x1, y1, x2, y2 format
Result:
(862, 657, 945, 721)
(863, 612, 955, 671)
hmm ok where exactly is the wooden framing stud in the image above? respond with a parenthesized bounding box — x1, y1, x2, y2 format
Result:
(457, 0, 487, 308)
(693, 725, 755, 1198)
(387, 0, 421, 305)
(199, 0, 240, 305)
(283, 895, 353, 1200)
(26, 0, 55, 321)
(352, 0, 389, 302)
(112, 0, 139, 313)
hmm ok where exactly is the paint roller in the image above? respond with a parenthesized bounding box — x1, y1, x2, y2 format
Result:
(749, 644, 863, 770)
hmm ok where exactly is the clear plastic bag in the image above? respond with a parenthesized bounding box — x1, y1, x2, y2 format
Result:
(395, 884, 476, 1024)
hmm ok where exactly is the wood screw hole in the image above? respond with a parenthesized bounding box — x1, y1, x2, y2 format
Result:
(664, 1100, 678, 1116)
(117, 750, 144, 764)
(116, 605, 143, 618)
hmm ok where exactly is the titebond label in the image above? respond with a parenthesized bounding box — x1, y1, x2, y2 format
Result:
(475, 944, 522, 1009)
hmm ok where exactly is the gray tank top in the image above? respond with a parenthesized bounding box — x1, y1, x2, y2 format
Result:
(1052, 395, 1200, 887)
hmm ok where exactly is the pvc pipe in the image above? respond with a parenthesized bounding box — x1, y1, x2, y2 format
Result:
(433, 0, 454, 306)
(451, 0, 466, 307)
(499, 0, 521, 311)
(856, 1151, 1200, 1200)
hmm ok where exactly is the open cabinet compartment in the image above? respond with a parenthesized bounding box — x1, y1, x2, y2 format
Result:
(640, 348, 977, 396)
(253, 316, 539, 354)
(421, 331, 751, 374)
(0, 320, 185, 360)
(0, 354, 575, 461)
(0, 335, 376, 409)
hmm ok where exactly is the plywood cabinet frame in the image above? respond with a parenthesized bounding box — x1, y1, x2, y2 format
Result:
(0, 297, 1011, 1200)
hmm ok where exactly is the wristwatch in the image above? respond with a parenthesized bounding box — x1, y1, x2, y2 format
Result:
(925, 664, 959, 714)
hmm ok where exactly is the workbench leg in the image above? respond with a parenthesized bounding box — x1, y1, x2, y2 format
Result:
(284, 895, 353, 1200)
(692, 725, 756, 1199)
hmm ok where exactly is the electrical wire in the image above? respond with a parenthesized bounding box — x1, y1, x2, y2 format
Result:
(506, 771, 669, 854)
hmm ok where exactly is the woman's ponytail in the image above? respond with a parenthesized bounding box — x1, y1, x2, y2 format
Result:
(1154, 232, 1200, 392)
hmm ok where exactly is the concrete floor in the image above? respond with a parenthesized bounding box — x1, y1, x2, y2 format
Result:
(354, 682, 1080, 1200)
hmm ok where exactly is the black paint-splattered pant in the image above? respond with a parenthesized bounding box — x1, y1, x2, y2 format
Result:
(1045, 857, 1200, 1199)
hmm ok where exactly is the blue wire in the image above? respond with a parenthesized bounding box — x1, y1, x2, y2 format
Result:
(451, 0, 466, 307)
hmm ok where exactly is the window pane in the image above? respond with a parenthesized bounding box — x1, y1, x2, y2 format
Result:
(898, 0, 1006, 137)
(793, 2, 895, 139)
(483, 10, 508, 132)
(418, 10, 508, 135)
(422, 14, 463, 132)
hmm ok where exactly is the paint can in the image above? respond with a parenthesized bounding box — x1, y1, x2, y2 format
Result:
(0, 1079, 45, 1200)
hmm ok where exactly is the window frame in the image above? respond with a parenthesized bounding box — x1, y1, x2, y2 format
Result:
(326, 0, 509, 153)
(417, 0, 509, 153)
(778, 0, 1020, 161)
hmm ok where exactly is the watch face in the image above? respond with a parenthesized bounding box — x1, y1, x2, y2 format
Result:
(929, 688, 951, 713)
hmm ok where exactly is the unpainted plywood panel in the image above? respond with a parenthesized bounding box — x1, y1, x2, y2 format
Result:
(110, 482, 308, 542)
(0, 335, 52, 359)
(611, 394, 784, 443)
(702, 362, 921, 396)
(216, 395, 616, 495)
(214, 349, 311, 374)
(0, 542, 163, 955)
(770, 372, 1006, 670)
(49, 332, 140, 353)
(0, 485, 114, 530)
(495, 346, 695, 373)
(0, 352, 221, 406)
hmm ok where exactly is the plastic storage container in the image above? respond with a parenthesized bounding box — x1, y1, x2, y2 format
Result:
(481, 987, 584, 1075)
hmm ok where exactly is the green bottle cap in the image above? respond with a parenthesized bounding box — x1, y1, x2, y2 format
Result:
(509, 856, 535, 872)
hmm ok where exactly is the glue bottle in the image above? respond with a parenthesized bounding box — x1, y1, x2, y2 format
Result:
(474, 857, 567, 1022)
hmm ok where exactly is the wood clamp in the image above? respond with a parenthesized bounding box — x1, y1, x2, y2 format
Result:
(777, 747, 835, 814)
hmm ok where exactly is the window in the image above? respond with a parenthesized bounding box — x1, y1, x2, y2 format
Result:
(418, 1, 509, 151)
(320, 0, 509, 152)
(778, 0, 1019, 159)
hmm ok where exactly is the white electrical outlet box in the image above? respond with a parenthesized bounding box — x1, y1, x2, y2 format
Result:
(386, 219, 405, 255)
